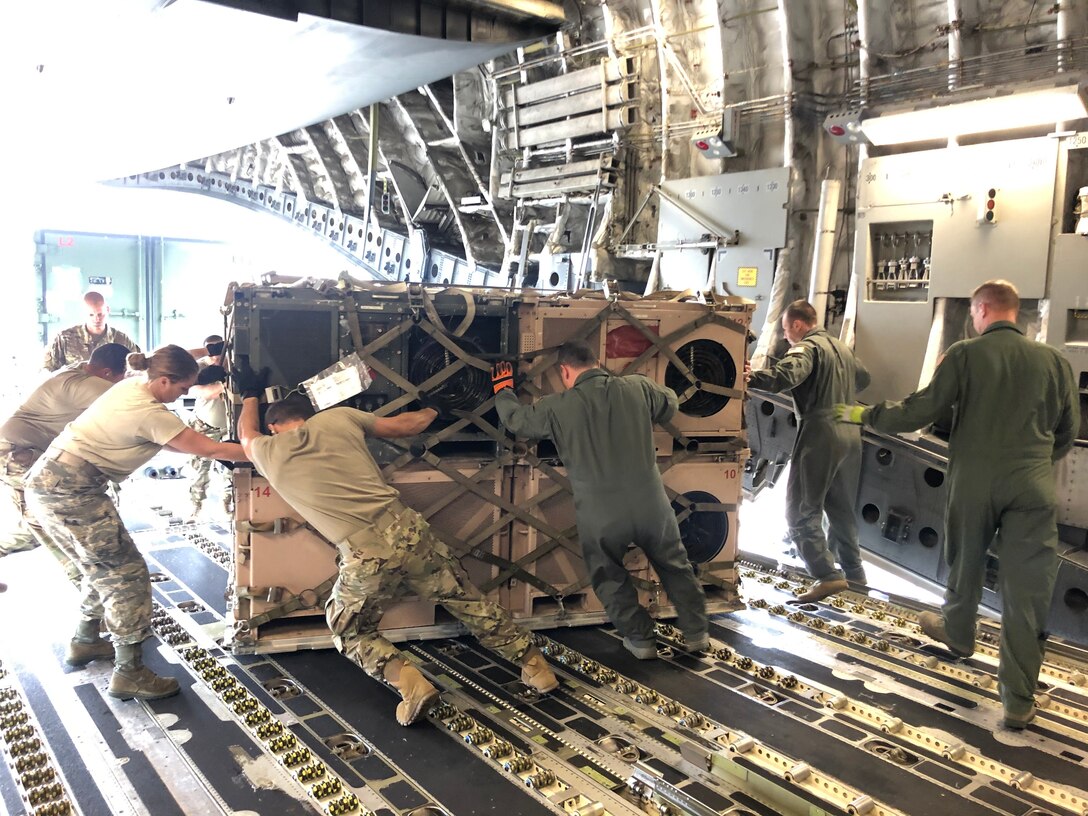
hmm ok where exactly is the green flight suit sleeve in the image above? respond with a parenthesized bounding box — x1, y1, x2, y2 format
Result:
(635, 376, 679, 424)
(495, 388, 556, 440)
(1053, 357, 1079, 462)
(747, 342, 815, 393)
(863, 343, 964, 433)
(855, 357, 872, 393)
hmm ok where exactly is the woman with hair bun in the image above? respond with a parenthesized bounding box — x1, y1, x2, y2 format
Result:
(26, 344, 247, 701)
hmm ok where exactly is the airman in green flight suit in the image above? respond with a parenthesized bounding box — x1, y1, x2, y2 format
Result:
(838, 280, 1079, 729)
(494, 341, 709, 660)
(746, 300, 871, 603)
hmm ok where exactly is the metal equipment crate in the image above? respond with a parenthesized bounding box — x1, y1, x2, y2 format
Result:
(501, 452, 745, 627)
(227, 281, 524, 459)
(227, 463, 509, 654)
(516, 292, 754, 439)
(501, 462, 654, 625)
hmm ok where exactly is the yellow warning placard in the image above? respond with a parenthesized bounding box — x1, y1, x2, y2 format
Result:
(737, 267, 758, 287)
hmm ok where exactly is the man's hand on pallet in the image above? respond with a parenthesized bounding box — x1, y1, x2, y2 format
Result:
(491, 361, 515, 395)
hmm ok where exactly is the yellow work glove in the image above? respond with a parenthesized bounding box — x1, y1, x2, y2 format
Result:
(834, 403, 865, 424)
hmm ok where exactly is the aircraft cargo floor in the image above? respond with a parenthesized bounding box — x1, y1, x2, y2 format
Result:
(2, 507, 1088, 816)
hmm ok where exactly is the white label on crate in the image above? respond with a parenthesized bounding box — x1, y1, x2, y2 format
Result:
(308, 367, 363, 409)
(302, 352, 374, 410)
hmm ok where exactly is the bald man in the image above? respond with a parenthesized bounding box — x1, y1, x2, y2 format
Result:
(837, 279, 1078, 730)
(43, 291, 141, 372)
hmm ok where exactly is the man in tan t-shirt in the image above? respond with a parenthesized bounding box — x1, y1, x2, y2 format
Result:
(1, 343, 128, 580)
(238, 386, 559, 726)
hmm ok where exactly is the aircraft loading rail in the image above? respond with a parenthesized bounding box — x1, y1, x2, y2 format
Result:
(2, 524, 1088, 816)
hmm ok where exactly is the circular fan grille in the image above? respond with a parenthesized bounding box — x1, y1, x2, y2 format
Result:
(671, 490, 729, 564)
(664, 339, 737, 418)
(409, 337, 491, 415)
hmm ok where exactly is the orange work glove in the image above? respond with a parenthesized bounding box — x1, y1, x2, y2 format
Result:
(491, 361, 515, 394)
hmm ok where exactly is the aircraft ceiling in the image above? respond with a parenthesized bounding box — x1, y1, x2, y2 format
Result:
(0, 0, 558, 184)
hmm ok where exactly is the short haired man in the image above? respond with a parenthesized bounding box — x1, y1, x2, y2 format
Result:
(837, 280, 1078, 730)
(237, 382, 558, 726)
(1, 343, 129, 582)
(746, 299, 871, 603)
(492, 340, 709, 660)
(43, 291, 141, 372)
(187, 335, 229, 519)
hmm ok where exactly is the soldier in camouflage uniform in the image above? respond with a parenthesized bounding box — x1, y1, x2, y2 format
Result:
(238, 383, 559, 726)
(187, 335, 230, 518)
(25, 345, 246, 701)
(1, 344, 129, 584)
(746, 300, 871, 604)
(43, 291, 140, 372)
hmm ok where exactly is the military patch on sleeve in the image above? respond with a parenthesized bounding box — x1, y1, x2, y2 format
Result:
(785, 346, 806, 356)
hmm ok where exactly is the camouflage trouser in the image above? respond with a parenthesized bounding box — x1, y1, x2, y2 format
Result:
(0, 446, 81, 584)
(25, 455, 152, 645)
(326, 504, 532, 680)
(188, 418, 226, 512)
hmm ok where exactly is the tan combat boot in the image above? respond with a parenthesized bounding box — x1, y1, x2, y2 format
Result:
(66, 618, 114, 667)
(520, 647, 559, 693)
(918, 611, 974, 658)
(385, 659, 440, 726)
(108, 643, 180, 701)
(789, 576, 849, 604)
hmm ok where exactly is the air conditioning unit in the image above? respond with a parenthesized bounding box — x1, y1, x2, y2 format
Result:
(606, 300, 751, 438)
(339, 285, 517, 437)
(228, 282, 525, 462)
(502, 453, 745, 627)
(229, 286, 343, 390)
(516, 295, 752, 449)
(657, 454, 745, 609)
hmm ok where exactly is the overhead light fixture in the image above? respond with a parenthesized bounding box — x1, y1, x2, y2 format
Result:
(860, 84, 1088, 146)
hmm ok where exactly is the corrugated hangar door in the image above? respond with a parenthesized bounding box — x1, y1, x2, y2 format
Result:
(36, 230, 237, 353)
(159, 239, 240, 347)
(36, 230, 144, 349)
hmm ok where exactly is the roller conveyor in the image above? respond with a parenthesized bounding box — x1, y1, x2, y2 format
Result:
(2, 523, 1087, 816)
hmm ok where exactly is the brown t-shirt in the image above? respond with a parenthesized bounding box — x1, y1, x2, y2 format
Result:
(0, 368, 114, 452)
(53, 377, 187, 481)
(248, 407, 400, 543)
